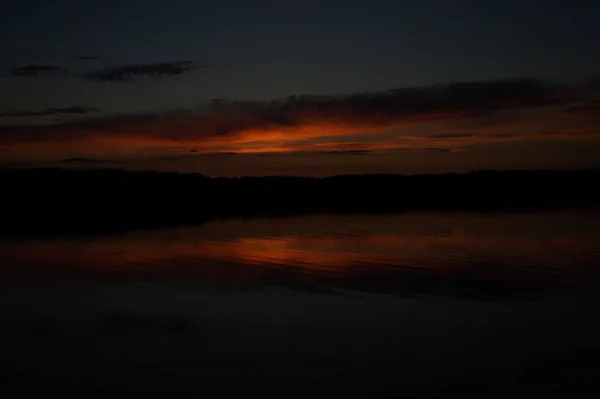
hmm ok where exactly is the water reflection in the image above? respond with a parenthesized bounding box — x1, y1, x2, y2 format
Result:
(2, 210, 599, 300)
(1, 211, 600, 396)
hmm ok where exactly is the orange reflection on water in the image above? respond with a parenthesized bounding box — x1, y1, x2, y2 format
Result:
(1, 229, 598, 278)
(2, 212, 599, 300)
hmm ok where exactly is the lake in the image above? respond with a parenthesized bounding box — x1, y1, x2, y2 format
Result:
(1, 210, 600, 397)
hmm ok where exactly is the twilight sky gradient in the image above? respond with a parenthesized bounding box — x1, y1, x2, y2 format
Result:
(1, 0, 600, 176)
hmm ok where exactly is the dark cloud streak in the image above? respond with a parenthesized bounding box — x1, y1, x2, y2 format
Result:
(0, 106, 100, 119)
(73, 56, 102, 61)
(559, 103, 600, 116)
(60, 157, 112, 164)
(86, 61, 208, 82)
(326, 150, 372, 155)
(200, 152, 238, 156)
(425, 132, 475, 139)
(8, 64, 69, 77)
(5, 60, 207, 82)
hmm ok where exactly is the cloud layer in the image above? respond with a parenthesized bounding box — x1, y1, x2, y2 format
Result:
(1, 78, 599, 160)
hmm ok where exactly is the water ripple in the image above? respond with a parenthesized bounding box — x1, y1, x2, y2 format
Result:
(1, 211, 599, 300)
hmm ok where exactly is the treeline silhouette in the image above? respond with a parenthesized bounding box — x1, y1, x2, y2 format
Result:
(2, 168, 599, 237)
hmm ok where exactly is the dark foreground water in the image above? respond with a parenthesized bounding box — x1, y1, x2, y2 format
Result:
(1, 211, 600, 397)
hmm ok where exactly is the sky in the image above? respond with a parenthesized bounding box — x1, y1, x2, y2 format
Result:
(1, 0, 600, 176)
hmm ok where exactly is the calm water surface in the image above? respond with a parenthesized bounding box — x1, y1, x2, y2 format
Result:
(1, 211, 600, 396)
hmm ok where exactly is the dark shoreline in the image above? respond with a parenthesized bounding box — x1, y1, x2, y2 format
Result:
(2, 168, 599, 238)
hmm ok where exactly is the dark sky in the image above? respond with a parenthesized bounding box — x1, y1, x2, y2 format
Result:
(1, 0, 600, 175)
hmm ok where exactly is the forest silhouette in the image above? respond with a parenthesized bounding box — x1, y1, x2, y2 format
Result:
(2, 168, 599, 237)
